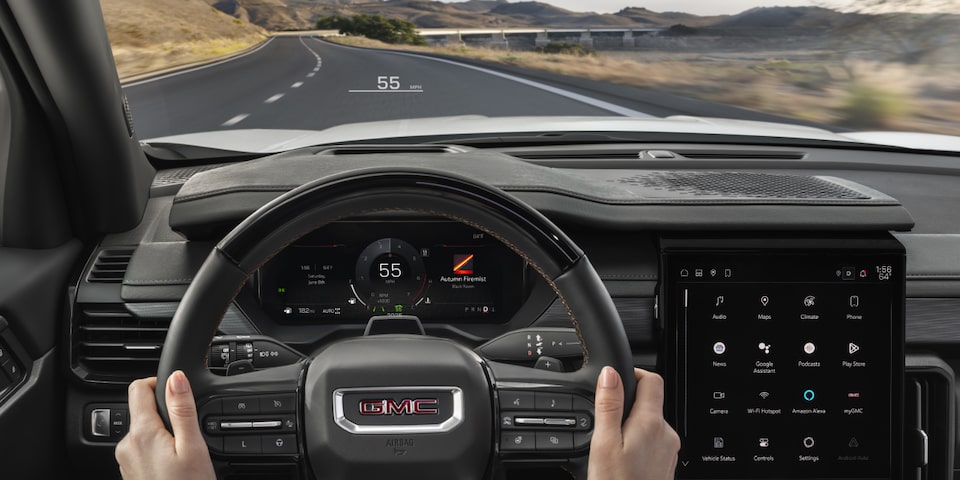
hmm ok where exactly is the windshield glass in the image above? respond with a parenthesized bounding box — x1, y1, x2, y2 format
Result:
(101, 0, 960, 143)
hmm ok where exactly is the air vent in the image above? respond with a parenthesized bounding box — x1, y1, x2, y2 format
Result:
(614, 172, 870, 199)
(73, 305, 167, 383)
(904, 359, 955, 480)
(86, 247, 136, 283)
(315, 145, 466, 156)
(673, 150, 805, 160)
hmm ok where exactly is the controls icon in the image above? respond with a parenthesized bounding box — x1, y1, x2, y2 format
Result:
(803, 437, 815, 449)
(758, 342, 771, 354)
(803, 342, 816, 354)
(713, 342, 726, 355)
(803, 295, 816, 307)
(848, 343, 860, 355)
(803, 389, 816, 402)
(680, 269, 689, 277)
(695, 269, 704, 278)
(759, 437, 770, 448)
(713, 437, 724, 449)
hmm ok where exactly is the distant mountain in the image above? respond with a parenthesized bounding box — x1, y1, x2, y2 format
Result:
(712, 6, 857, 32)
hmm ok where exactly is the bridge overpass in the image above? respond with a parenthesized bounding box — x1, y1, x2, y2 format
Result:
(276, 27, 666, 49)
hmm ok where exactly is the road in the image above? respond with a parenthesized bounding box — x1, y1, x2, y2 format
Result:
(124, 36, 818, 140)
(123, 36, 650, 139)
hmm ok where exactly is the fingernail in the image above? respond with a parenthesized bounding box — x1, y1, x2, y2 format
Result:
(601, 366, 619, 389)
(170, 371, 189, 394)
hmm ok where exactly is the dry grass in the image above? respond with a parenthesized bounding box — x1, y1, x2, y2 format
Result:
(330, 36, 960, 136)
(101, 0, 267, 79)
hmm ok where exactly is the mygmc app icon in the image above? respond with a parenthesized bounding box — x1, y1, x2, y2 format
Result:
(359, 398, 439, 416)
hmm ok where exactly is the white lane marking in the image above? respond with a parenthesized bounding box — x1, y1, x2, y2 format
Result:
(307, 72, 316, 77)
(221, 114, 250, 126)
(264, 93, 285, 104)
(322, 40, 651, 118)
(298, 36, 323, 73)
(124, 37, 276, 88)
(291, 82, 304, 88)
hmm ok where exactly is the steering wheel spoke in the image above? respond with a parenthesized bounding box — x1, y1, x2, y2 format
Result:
(193, 362, 305, 458)
(487, 360, 595, 464)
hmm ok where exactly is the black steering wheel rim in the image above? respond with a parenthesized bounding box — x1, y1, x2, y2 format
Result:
(156, 167, 635, 479)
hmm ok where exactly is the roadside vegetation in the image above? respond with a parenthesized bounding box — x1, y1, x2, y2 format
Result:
(317, 14, 425, 46)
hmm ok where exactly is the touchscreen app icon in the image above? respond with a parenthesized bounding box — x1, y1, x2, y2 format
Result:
(713, 342, 726, 355)
(803, 342, 816, 354)
(803, 295, 816, 307)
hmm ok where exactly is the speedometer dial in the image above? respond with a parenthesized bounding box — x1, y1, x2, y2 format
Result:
(352, 238, 426, 313)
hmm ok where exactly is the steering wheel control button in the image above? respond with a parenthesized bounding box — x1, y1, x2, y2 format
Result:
(478, 328, 583, 362)
(534, 356, 564, 372)
(535, 392, 572, 411)
(225, 436, 261, 454)
(90, 409, 110, 437)
(501, 432, 536, 451)
(205, 436, 223, 453)
(535, 432, 573, 450)
(252, 420, 283, 429)
(261, 434, 297, 455)
(260, 393, 296, 413)
(514, 417, 546, 425)
(543, 418, 577, 427)
(575, 414, 592, 430)
(221, 421, 254, 430)
(500, 391, 535, 410)
(224, 396, 260, 415)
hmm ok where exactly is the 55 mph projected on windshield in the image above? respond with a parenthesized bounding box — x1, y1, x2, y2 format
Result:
(349, 75, 424, 93)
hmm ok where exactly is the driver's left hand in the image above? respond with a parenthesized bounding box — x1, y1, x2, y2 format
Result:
(115, 371, 215, 480)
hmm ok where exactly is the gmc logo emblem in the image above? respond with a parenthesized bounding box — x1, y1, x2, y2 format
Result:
(359, 398, 439, 416)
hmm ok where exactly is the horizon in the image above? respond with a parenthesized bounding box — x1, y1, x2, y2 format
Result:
(444, 0, 959, 16)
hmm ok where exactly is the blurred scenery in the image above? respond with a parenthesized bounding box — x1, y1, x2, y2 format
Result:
(102, 0, 960, 136)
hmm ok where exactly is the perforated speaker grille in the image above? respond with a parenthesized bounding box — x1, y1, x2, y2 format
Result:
(614, 172, 870, 199)
(153, 164, 227, 188)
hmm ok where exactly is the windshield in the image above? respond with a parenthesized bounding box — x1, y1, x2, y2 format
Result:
(101, 0, 960, 144)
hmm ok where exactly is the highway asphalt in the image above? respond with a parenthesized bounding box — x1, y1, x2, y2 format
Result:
(123, 36, 647, 139)
(124, 36, 823, 140)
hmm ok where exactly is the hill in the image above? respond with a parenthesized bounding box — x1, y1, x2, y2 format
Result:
(101, 0, 266, 78)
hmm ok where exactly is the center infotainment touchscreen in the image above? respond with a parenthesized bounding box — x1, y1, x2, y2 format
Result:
(661, 236, 904, 479)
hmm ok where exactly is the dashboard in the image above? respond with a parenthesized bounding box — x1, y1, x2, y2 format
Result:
(258, 221, 525, 324)
(59, 144, 960, 480)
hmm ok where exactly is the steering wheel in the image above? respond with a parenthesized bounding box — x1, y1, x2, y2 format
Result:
(156, 167, 635, 479)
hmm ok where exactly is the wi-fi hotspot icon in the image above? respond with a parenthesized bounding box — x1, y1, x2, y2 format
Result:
(759, 391, 771, 400)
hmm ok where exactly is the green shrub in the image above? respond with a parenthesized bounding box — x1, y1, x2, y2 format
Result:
(838, 84, 908, 128)
(316, 14, 426, 46)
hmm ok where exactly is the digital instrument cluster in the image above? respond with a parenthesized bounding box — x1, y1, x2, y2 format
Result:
(258, 221, 525, 323)
(661, 237, 905, 479)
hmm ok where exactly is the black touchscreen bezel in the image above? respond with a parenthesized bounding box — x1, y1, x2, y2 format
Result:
(659, 234, 905, 480)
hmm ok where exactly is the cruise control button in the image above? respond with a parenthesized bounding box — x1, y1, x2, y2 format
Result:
(514, 417, 545, 425)
(576, 414, 592, 430)
(221, 421, 253, 430)
(544, 418, 577, 427)
(261, 434, 297, 454)
(224, 436, 261, 454)
(223, 397, 260, 415)
(535, 392, 572, 411)
(536, 432, 573, 450)
(260, 394, 296, 413)
(501, 432, 536, 451)
(500, 391, 535, 410)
